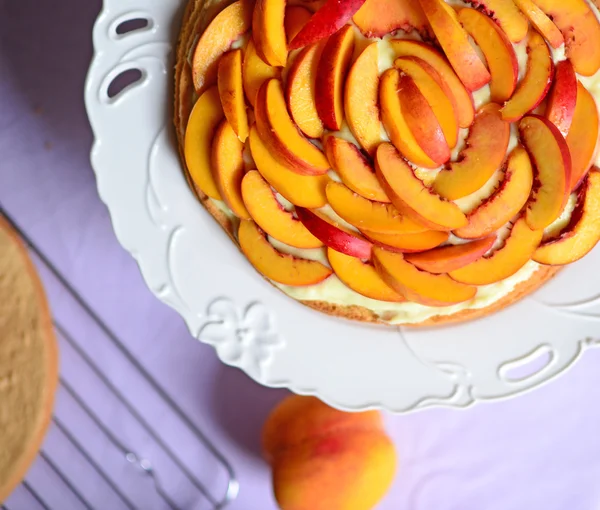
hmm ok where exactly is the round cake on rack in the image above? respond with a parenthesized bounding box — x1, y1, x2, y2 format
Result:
(0, 216, 58, 501)
(174, 0, 600, 326)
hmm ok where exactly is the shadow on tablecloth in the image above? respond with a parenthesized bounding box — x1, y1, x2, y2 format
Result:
(0, 0, 100, 174)
(212, 364, 288, 458)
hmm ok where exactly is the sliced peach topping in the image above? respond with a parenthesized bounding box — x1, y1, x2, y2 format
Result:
(286, 42, 325, 138)
(417, 0, 490, 91)
(284, 5, 313, 43)
(211, 119, 250, 219)
(248, 126, 329, 209)
(373, 248, 477, 306)
(184, 86, 224, 200)
(238, 220, 332, 286)
(218, 49, 249, 142)
(404, 236, 496, 274)
(566, 81, 599, 191)
(353, 0, 429, 38)
(457, 8, 518, 103)
(324, 137, 389, 202)
(513, 0, 564, 49)
(395, 56, 458, 149)
(255, 79, 330, 175)
(434, 103, 510, 200)
(532, 0, 600, 76)
(192, 0, 253, 94)
(327, 248, 405, 302)
(544, 60, 578, 136)
(289, 0, 366, 50)
(315, 25, 355, 131)
(379, 69, 438, 169)
(534, 170, 600, 265)
(326, 181, 427, 234)
(364, 230, 450, 253)
(344, 42, 381, 155)
(397, 73, 450, 166)
(519, 115, 571, 230)
(501, 31, 553, 122)
(390, 40, 475, 128)
(375, 143, 467, 231)
(242, 39, 281, 107)
(241, 170, 323, 248)
(253, 0, 288, 67)
(296, 208, 373, 259)
(450, 217, 544, 285)
(454, 146, 534, 239)
(469, 0, 529, 43)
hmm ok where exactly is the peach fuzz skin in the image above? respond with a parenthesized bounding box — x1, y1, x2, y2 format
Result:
(263, 396, 397, 510)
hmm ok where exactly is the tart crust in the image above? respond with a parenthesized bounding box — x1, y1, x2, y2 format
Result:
(173, 0, 560, 326)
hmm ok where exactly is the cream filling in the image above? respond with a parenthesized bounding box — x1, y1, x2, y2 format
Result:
(205, 13, 600, 324)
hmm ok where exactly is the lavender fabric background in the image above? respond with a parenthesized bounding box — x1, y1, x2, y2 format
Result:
(1, 1, 600, 508)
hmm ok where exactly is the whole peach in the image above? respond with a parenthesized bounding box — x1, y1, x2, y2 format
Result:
(262, 396, 397, 510)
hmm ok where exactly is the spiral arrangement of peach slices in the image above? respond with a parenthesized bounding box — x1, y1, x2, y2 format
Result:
(183, 0, 600, 308)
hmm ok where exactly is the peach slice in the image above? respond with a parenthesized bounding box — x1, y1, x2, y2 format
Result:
(184, 86, 224, 200)
(513, 0, 564, 49)
(397, 73, 450, 165)
(326, 181, 427, 234)
(395, 56, 458, 149)
(454, 145, 534, 239)
(192, 0, 253, 94)
(500, 31, 553, 122)
(534, 170, 600, 265)
(379, 69, 438, 169)
(255, 79, 330, 175)
(469, 0, 529, 43)
(344, 42, 380, 155)
(324, 137, 388, 202)
(544, 60, 577, 136)
(238, 220, 332, 286)
(241, 170, 323, 248)
(532, 0, 600, 76)
(434, 103, 510, 200)
(519, 115, 571, 230)
(417, 0, 490, 91)
(353, 0, 429, 38)
(289, 0, 366, 49)
(375, 143, 468, 230)
(211, 119, 249, 219)
(327, 248, 405, 302)
(296, 208, 373, 259)
(218, 49, 249, 142)
(404, 236, 496, 274)
(457, 8, 518, 103)
(566, 81, 599, 191)
(315, 25, 355, 131)
(364, 230, 450, 253)
(253, 0, 287, 67)
(373, 248, 477, 306)
(450, 217, 544, 285)
(248, 126, 329, 208)
(285, 42, 325, 139)
(390, 40, 475, 128)
(285, 5, 313, 43)
(242, 39, 281, 107)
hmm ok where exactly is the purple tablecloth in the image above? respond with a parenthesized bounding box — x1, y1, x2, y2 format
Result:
(1, 1, 600, 509)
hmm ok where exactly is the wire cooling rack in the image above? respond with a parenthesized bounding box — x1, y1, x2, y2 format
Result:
(1, 209, 238, 510)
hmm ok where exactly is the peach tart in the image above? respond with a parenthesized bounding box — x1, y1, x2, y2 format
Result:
(174, 0, 600, 326)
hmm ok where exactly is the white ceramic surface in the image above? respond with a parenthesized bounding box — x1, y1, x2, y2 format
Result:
(85, 0, 600, 413)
